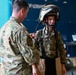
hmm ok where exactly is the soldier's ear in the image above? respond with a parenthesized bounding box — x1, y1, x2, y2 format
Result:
(20, 8, 25, 15)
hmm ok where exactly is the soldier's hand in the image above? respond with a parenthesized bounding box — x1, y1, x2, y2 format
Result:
(62, 64, 66, 75)
(30, 33, 35, 38)
(32, 64, 40, 75)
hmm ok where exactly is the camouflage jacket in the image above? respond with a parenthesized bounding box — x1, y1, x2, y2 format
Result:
(0, 17, 40, 75)
(34, 27, 66, 64)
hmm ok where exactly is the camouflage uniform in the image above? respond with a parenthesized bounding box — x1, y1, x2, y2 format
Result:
(0, 17, 40, 75)
(35, 27, 66, 64)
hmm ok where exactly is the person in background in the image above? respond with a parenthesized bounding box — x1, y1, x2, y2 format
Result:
(32, 4, 66, 75)
(0, 0, 40, 75)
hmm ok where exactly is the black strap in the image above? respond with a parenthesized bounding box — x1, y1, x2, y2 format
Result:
(54, 30, 59, 58)
(38, 30, 46, 58)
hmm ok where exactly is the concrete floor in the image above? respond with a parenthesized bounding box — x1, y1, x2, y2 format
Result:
(66, 67, 76, 75)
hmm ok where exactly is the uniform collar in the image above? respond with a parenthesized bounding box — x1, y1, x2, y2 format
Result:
(10, 16, 20, 25)
(43, 27, 55, 37)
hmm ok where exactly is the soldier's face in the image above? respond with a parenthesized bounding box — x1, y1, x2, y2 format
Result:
(20, 8, 28, 22)
(46, 16, 56, 28)
(23, 9, 28, 19)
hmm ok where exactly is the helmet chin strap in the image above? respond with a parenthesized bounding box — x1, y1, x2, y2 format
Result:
(43, 22, 50, 38)
(44, 22, 57, 33)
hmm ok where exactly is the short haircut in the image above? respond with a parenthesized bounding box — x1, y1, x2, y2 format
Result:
(12, 0, 29, 12)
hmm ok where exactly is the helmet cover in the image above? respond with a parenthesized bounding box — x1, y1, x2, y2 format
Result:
(38, 4, 60, 23)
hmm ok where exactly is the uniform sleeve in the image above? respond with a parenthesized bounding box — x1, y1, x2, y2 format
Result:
(34, 30, 42, 48)
(34, 31, 39, 48)
(57, 32, 66, 64)
(11, 27, 40, 65)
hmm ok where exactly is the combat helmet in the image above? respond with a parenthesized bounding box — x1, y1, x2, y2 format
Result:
(38, 4, 60, 23)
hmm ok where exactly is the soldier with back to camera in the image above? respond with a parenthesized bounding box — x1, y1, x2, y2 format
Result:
(0, 0, 40, 75)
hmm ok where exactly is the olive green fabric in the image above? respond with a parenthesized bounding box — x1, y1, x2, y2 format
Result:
(0, 17, 40, 75)
(35, 27, 66, 64)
